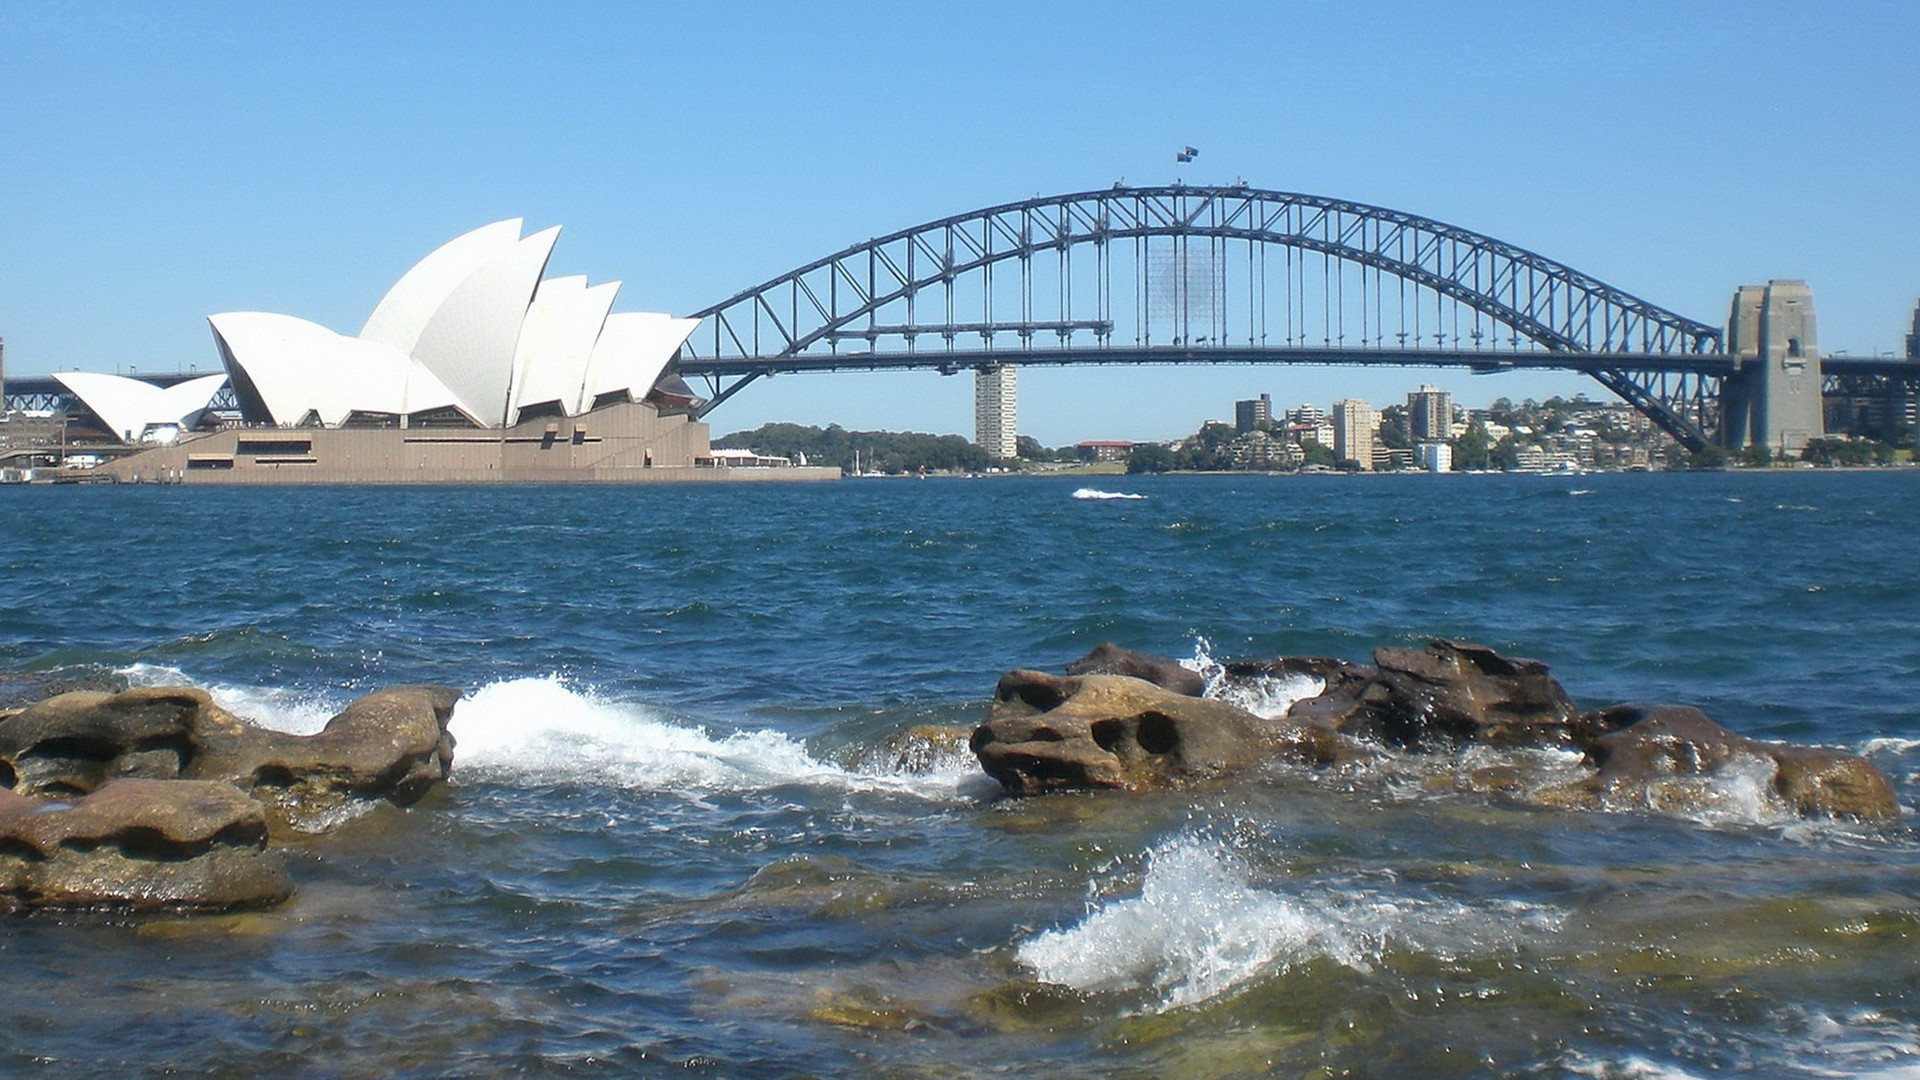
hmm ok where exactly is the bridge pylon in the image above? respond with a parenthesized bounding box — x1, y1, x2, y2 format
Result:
(1722, 280, 1825, 455)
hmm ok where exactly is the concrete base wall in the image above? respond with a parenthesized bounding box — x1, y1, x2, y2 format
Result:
(102, 401, 841, 485)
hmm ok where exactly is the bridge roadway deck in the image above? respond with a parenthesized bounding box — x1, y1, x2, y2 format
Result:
(4, 353, 1914, 407)
(673, 345, 1746, 378)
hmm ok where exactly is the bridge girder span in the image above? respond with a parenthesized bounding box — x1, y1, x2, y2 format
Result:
(679, 186, 1725, 448)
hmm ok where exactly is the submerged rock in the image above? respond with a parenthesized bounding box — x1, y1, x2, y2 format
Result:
(0, 684, 461, 833)
(0, 778, 292, 912)
(969, 669, 1339, 794)
(1562, 703, 1898, 822)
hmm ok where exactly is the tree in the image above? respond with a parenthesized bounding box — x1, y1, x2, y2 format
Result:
(1126, 443, 1176, 474)
(1451, 419, 1491, 471)
(1300, 439, 1337, 468)
(1376, 404, 1411, 449)
(1684, 443, 1729, 470)
(1490, 435, 1520, 471)
(1734, 442, 1774, 467)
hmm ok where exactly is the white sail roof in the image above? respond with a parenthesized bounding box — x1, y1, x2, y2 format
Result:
(581, 312, 700, 411)
(410, 226, 560, 426)
(210, 312, 461, 426)
(359, 220, 524, 354)
(208, 221, 695, 429)
(509, 276, 620, 423)
(53, 371, 229, 443)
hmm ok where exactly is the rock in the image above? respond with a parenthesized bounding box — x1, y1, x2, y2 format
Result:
(970, 670, 1338, 794)
(0, 778, 292, 912)
(865, 725, 975, 775)
(1283, 640, 1588, 749)
(0, 667, 129, 713)
(1064, 643, 1206, 696)
(0, 684, 462, 832)
(1770, 744, 1900, 821)
(1574, 703, 1899, 822)
(0, 686, 205, 795)
(185, 684, 461, 830)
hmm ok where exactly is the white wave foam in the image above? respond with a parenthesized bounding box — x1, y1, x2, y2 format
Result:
(1017, 833, 1559, 1011)
(121, 663, 339, 734)
(1072, 487, 1146, 501)
(1179, 639, 1325, 720)
(1208, 671, 1325, 721)
(449, 677, 973, 801)
(1860, 737, 1920, 757)
(1555, 1053, 1712, 1080)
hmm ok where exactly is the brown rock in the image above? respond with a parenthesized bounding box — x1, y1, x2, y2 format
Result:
(1278, 640, 1587, 749)
(1064, 643, 1206, 696)
(970, 670, 1336, 795)
(0, 684, 462, 832)
(1578, 704, 1898, 822)
(0, 778, 291, 912)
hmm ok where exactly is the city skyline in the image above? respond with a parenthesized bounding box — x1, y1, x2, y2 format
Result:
(2, 2, 1916, 446)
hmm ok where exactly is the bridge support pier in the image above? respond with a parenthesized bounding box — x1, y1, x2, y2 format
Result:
(1722, 281, 1824, 456)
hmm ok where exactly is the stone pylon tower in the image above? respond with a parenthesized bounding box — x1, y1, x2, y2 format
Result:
(1721, 280, 1824, 455)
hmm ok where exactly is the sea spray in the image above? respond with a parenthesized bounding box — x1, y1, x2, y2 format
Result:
(1017, 831, 1561, 1012)
(451, 677, 976, 801)
(1180, 638, 1327, 719)
(123, 661, 341, 734)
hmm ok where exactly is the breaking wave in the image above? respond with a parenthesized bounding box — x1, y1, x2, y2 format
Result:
(1017, 831, 1560, 1012)
(444, 677, 978, 801)
(119, 667, 977, 802)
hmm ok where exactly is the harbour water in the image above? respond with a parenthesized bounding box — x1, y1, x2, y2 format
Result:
(2, 472, 1917, 1078)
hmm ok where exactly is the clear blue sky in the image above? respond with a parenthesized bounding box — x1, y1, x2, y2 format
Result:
(2, 1, 1915, 445)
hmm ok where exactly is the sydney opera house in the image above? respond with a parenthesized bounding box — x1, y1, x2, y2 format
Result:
(93, 221, 833, 484)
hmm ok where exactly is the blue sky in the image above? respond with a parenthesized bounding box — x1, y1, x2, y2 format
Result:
(2, 1, 1914, 445)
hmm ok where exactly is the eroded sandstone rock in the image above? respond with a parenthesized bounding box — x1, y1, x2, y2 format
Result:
(0, 684, 461, 832)
(970, 670, 1339, 794)
(1064, 643, 1207, 697)
(0, 778, 292, 912)
(1568, 703, 1898, 822)
(974, 643, 1899, 824)
(1293, 640, 1588, 749)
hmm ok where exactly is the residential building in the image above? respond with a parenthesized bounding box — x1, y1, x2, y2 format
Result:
(974, 364, 1018, 459)
(1331, 399, 1375, 470)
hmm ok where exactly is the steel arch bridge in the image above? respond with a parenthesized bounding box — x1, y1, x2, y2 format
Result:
(674, 184, 1733, 449)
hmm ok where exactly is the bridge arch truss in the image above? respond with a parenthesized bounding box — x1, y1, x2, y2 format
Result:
(681, 185, 1727, 446)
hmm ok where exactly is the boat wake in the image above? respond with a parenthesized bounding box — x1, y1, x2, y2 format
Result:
(1072, 487, 1146, 501)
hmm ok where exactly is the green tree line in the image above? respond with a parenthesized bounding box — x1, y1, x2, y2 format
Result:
(714, 423, 991, 474)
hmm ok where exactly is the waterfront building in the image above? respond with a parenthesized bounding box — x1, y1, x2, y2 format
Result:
(1076, 440, 1133, 462)
(1234, 394, 1272, 433)
(1407, 384, 1452, 442)
(79, 221, 839, 484)
(975, 364, 1018, 459)
(211, 220, 698, 431)
(1331, 398, 1375, 470)
(1417, 442, 1453, 473)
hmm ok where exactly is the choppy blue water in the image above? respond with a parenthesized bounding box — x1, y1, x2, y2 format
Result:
(2, 472, 1918, 1079)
